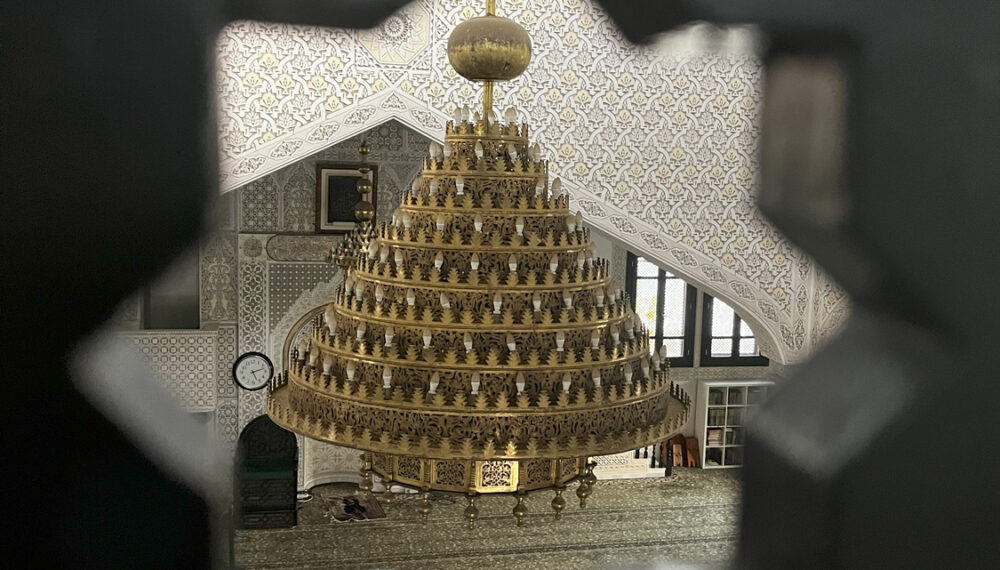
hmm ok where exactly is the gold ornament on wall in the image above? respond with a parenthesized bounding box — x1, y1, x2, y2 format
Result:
(268, 0, 689, 527)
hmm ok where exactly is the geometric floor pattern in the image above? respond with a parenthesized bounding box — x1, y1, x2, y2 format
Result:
(234, 468, 741, 569)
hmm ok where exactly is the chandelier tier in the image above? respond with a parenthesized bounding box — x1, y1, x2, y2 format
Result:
(266, 0, 690, 526)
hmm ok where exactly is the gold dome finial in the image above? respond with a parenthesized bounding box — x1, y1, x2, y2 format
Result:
(447, 0, 531, 122)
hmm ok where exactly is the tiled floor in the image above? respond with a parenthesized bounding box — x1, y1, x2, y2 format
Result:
(235, 467, 740, 569)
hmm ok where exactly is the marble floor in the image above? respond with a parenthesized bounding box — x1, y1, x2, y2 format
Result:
(234, 467, 741, 569)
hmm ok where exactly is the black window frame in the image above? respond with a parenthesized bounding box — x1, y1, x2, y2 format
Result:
(700, 293, 769, 367)
(625, 253, 697, 367)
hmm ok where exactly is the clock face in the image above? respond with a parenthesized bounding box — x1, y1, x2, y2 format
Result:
(233, 352, 274, 391)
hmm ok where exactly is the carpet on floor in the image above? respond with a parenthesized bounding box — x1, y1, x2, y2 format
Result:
(234, 467, 741, 569)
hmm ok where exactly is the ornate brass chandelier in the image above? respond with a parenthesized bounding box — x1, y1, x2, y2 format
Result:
(267, 0, 690, 526)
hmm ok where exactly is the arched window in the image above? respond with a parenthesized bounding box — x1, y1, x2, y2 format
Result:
(624, 253, 769, 367)
(625, 253, 696, 367)
(700, 294, 769, 366)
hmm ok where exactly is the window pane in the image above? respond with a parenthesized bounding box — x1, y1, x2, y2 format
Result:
(661, 279, 685, 336)
(711, 338, 732, 357)
(635, 279, 659, 332)
(711, 299, 735, 336)
(636, 257, 659, 278)
(739, 319, 753, 337)
(739, 338, 758, 356)
(662, 338, 683, 358)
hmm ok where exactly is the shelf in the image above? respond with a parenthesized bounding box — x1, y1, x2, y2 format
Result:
(728, 387, 745, 405)
(708, 387, 726, 406)
(698, 380, 773, 470)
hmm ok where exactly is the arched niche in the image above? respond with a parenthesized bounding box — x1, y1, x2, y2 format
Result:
(235, 415, 298, 528)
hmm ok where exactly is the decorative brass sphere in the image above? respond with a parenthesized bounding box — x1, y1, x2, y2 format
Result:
(576, 479, 593, 507)
(354, 200, 375, 223)
(582, 462, 598, 487)
(356, 176, 373, 196)
(551, 487, 567, 520)
(447, 15, 531, 82)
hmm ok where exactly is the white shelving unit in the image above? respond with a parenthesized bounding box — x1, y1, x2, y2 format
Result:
(695, 379, 773, 469)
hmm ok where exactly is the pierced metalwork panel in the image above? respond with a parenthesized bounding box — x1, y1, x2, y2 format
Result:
(431, 460, 468, 491)
(560, 458, 583, 483)
(395, 455, 424, 485)
(476, 460, 518, 492)
(520, 459, 553, 486)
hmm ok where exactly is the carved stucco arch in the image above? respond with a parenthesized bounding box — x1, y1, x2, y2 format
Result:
(225, 90, 795, 363)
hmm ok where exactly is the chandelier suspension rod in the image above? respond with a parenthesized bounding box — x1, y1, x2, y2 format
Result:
(483, 0, 495, 125)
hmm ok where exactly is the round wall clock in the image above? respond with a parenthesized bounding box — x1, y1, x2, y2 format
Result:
(232, 352, 274, 391)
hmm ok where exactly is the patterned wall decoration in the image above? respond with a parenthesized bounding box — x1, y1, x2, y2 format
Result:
(303, 437, 364, 490)
(358, 3, 432, 67)
(214, 0, 847, 363)
(593, 451, 659, 479)
(216, 324, 239, 399)
(610, 243, 628, 286)
(239, 383, 268, 433)
(238, 234, 270, 430)
(200, 232, 238, 322)
(812, 279, 851, 348)
(265, 234, 342, 261)
(217, 399, 240, 446)
(239, 177, 280, 232)
(268, 275, 343, 367)
(235, 119, 430, 233)
(121, 331, 217, 412)
(215, 323, 240, 445)
(267, 262, 337, 336)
